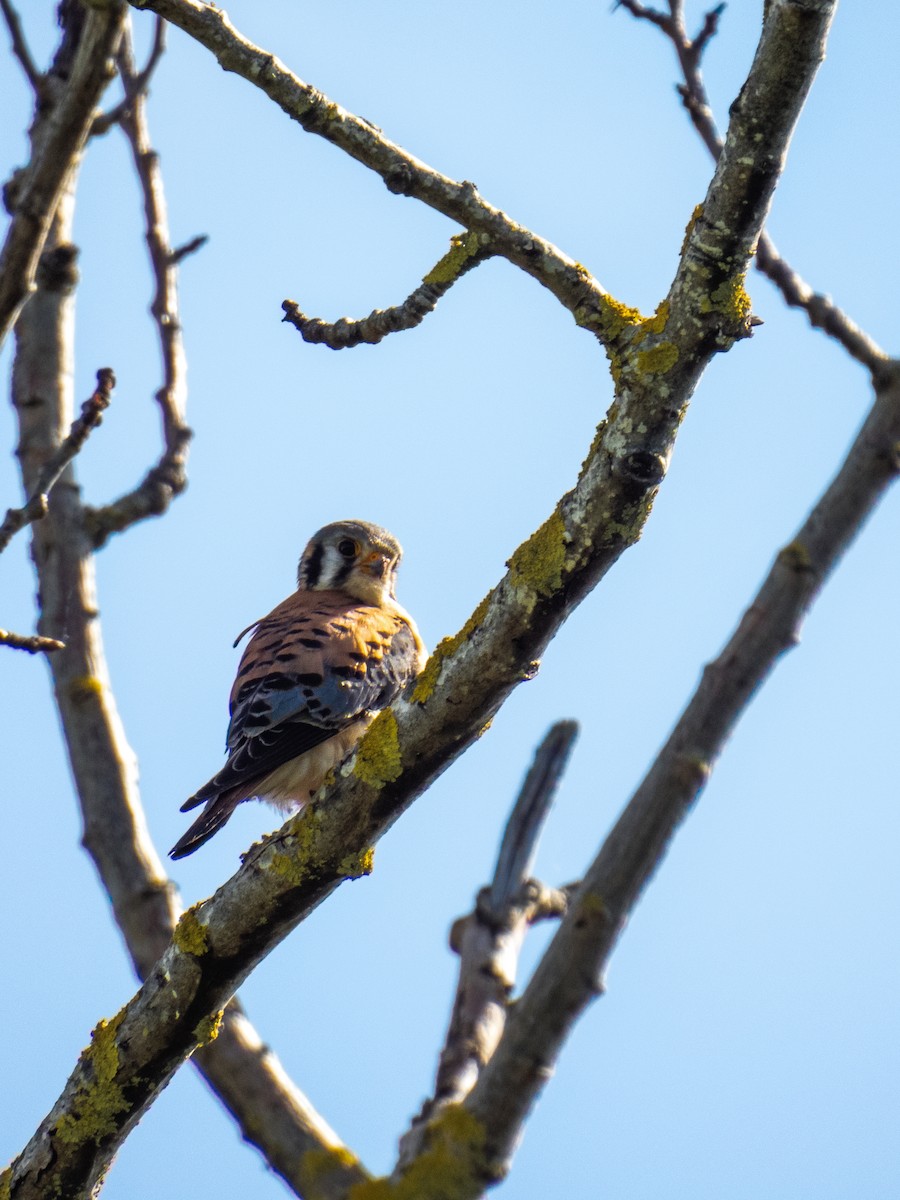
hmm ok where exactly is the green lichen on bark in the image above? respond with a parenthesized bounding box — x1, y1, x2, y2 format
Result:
(173, 907, 209, 956)
(411, 593, 492, 703)
(55, 1012, 129, 1146)
(353, 710, 403, 788)
(423, 231, 482, 285)
(507, 510, 568, 598)
(349, 1106, 487, 1200)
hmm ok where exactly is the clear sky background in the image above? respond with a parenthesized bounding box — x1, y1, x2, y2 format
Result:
(2, 3, 898, 1197)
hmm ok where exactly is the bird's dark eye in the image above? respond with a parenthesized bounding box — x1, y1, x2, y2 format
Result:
(337, 538, 359, 559)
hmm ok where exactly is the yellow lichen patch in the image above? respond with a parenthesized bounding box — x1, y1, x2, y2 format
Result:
(0, 1166, 11, 1200)
(781, 539, 813, 572)
(269, 808, 320, 886)
(301, 1145, 362, 1198)
(423, 231, 481, 286)
(68, 675, 104, 703)
(411, 592, 492, 704)
(632, 299, 671, 346)
(353, 710, 403, 789)
(681, 203, 704, 255)
(701, 272, 752, 325)
(350, 1105, 487, 1200)
(194, 1009, 224, 1047)
(507, 509, 568, 598)
(338, 846, 375, 879)
(56, 1012, 129, 1146)
(636, 341, 679, 375)
(577, 891, 609, 920)
(173, 907, 209, 957)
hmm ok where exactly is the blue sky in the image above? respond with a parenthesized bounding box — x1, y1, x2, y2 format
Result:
(2, 3, 898, 1197)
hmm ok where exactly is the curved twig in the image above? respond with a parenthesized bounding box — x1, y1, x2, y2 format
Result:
(282, 233, 493, 349)
(91, 14, 167, 135)
(618, 0, 888, 373)
(82, 25, 192, 549)
(0, 367, 115, 555)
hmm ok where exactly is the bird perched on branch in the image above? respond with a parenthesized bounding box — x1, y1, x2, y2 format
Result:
(170, 520, 425, 859)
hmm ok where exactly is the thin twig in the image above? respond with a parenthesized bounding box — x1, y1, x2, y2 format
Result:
(618, 0, 888, 373)
(0, 0, 42, 93)
(92, 15, 167, 135)
(0, 367, 115, 554)
(398, 722, 578, 1167)
(283, 234, 493, 350)
(0, 628, 66, 653)
(84, 26, 192, 548)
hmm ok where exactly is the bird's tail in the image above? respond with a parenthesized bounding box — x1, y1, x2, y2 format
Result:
(169, 788, 242, 859)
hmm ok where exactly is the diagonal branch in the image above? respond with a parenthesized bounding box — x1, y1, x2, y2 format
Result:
(0, 367, 115, 556)
(618, 0, 888, 373)
(0, 0, 42, 93)
(82, 26, 193, 550)
(0, 1, 128, 348)
(462, 355, 900, 1180)
(398, 722, 578, 1166)
(282, 232, 494, 349)
(6, 6, 840, 1194)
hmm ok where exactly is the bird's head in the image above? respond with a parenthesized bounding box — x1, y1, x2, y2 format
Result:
(297, 520, 404, 605)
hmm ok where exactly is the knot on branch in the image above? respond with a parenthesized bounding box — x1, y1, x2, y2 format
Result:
(36, 242, 80, 292)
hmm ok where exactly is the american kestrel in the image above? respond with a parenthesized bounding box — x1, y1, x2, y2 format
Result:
(170, 520, 425, 859)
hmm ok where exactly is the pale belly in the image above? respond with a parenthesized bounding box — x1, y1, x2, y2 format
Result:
(250, 717, 373, 813)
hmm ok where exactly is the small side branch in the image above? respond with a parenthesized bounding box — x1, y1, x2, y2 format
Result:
(282, 232, 493, 350)
(0, 367, 115, 555)
(92, 15, 167, 136)
(0, 0, 43, 93)
(397, 722, 578, 1167)
(618, 0, 887, 374)
(0, 628, 65, 653)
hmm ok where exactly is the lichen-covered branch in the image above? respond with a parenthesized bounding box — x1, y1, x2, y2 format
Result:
(0, 367, 114, 557)
(397, 722, 578, 1167)
(462, 356, 900, 1179)
(619, 0, 888, 373)
(0, 0, 127, 347)
(282, 231, 493, 349)
(6, 7, 839, 1194)
(81, 25, 192, 549)
(3, 14, 367, 1198)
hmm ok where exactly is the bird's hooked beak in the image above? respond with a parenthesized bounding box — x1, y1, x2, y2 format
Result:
(361, 551, 391, 579)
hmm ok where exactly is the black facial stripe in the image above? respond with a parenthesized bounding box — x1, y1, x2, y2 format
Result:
(300, 541, 324, 589)
(333, 557, 356, 587)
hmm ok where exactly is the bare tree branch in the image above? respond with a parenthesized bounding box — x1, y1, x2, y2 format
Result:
(282, 232, 494, 349)
(0, 628, 65, 653)
(6, 7, 841, 1192)
(0, 0, 42, 93)
(0, 1, 128, 348)
(82, 24, 192, 549)
(618, 0, 888, 373)
(0, 367, 114, 555)
(463, 355, 900, 1179)
(398, 722, 578, 1167)
(91, 14, 167, 135)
